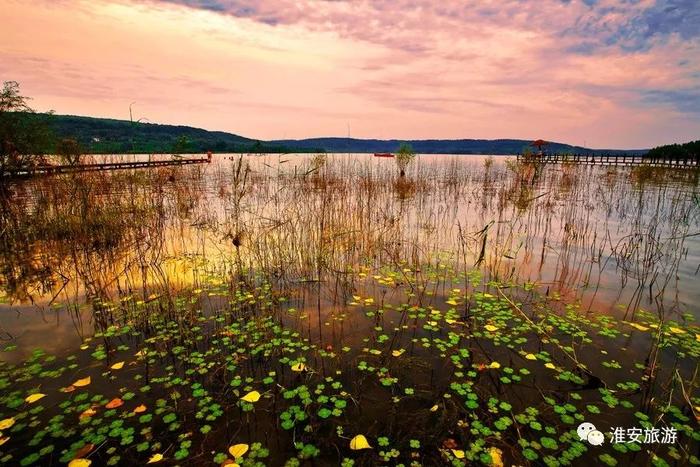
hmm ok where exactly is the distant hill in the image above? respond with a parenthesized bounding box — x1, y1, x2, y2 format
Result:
(42, 114, 646, 155)
(270, 137, 645, 155)
(42, 114, 309, 154)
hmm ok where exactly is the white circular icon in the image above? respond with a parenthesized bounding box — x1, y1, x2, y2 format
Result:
(577, 422, 597, 441)
(587, 430, 605, 446)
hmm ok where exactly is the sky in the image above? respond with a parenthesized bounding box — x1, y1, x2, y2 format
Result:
(1, 0, 699, 148)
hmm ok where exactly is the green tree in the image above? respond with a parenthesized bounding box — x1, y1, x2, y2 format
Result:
(56, 138, 82, 165)
(0, 81, 53, 176)
(395, 142, 415, 177)
(172, 135, 190, 155)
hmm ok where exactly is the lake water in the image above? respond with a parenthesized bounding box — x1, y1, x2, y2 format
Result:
(0, 154, 698, 466)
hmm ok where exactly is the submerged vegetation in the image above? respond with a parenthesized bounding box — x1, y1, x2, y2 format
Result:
(0, 153, 699, 466)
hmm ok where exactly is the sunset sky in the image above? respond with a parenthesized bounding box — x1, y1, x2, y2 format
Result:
(1, 0, 699, 148)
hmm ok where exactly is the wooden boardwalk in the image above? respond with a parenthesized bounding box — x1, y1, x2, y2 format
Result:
(3, 156, 211, 178)
(516, 153, 699, 168)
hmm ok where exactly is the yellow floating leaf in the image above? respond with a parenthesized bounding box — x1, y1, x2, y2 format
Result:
(133, 404, 147, 414)
(544, 362, 556, 370)
(0, 437, 8, 446)
(349, 434, 371, 450)
(669, 327, 686, 334)
(241, 391, 261, 403)
(105, 398, 124, 409)
(352, 295, 361, 301)
(628, 322, 649, 332)
(446, 299, 458, 306)
(146, 453, 164, 464)
(110, 361, 125, 370)
(68, 459, 91, 467)
(79, 344, 89, 350)
(73, 377, 91, 387)
(79, 407, 97, 420)
(489, 447, 504, 467)
(392, 349, 405, 357)
(451, 449, 465, 459)
(484, 324, 498, 332)
(525, 353, 537, 360)
(135, 350, 146, 357)
(228, 443, 249, 458)
(0, 418, 15, 430)
(488, 361, 501, 369)
(695, 334, 700, 342)
(25, 393, 46, 404)
(430, 404, 439, 412)
(291, 362, 306, 372)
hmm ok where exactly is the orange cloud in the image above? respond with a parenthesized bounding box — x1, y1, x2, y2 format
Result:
(1, 0, 698, 148)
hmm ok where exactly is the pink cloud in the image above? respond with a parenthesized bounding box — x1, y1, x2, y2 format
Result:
(1, 0, 698, 148)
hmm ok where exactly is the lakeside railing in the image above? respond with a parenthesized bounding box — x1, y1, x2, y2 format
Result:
(2, 155, 211, 178)
(516, 153, 699, 167)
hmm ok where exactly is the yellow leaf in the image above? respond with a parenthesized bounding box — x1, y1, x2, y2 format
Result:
(392, 349, 405, 357)
(0, 418, 15, 430)
(628, 322, 649, 332)
(133, 404, 147, 414)
(525, 353, 537, 360)
(110, 361, 125, 370)
(446, 299, 458, 306)
(79, 407, 97, 420)
(0, 437, 8, 446)
(484, 324, 498, 332)
(79, 344, 89, 350)
(291, 362, 306, 372)
(489, 447, 504, 467)
(73, 377, 91, 387)
(544, 362, 556, 370)
(445, 318, 457, 325)
(430, 404, 439, 412)
(451, 449, 465, 459)
(669, 327, 686, 334)
(488, 361, 501, 369)
(695, 334, 700, 342)
(25, 393, 46, 404)
(228, 443, 249, 458)
(241, 391, 260, 403)
(146, 453, 164, 464)
(349, 434, 371, 450)
(68, 459, 91, 467)
(352, 295, 361, 301)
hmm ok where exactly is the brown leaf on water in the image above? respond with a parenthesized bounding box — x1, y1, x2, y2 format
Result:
(62, 385, 77, 393)
(442, 438, 458, 449)
(105, 398, 124, 409)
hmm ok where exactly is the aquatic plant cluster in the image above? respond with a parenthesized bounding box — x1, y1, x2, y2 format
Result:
(0, 154, 698, 466)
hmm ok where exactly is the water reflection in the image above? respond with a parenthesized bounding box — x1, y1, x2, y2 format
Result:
(0, 154, 698, 355)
